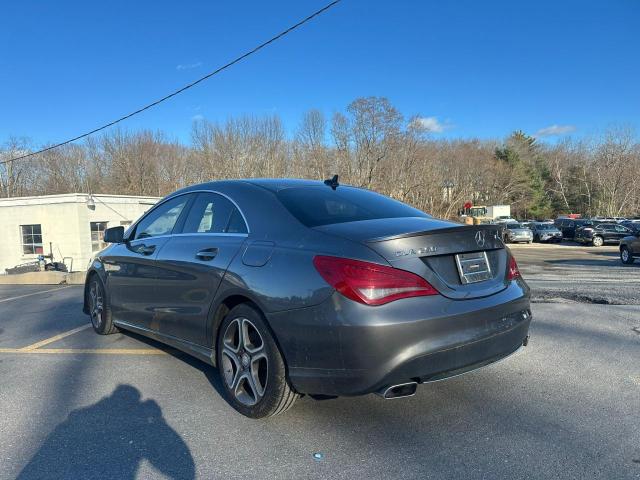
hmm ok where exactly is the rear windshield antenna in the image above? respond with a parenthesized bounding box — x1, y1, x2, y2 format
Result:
(324, 174, 339, 190)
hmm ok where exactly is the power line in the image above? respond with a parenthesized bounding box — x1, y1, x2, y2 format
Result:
(2, 0, 342, 165)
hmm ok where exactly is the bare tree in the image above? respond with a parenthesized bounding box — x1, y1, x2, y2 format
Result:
(2, 98, 640, 220)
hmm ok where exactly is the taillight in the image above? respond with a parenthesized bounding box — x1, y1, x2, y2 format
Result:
(313, 255, 439, 306)
(507, 256, 521, 280)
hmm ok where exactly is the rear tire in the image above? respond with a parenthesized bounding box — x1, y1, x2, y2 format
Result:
(621, 247, 635, 264)
(592, 236, 604, 247)
(216, 303, 299, 418)
(86, 276, 118, 335)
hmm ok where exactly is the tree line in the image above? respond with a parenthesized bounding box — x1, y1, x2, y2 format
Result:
(1, 96, 639, 220)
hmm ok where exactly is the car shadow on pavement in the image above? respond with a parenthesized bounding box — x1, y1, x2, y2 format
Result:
(119, 330, 227, 399)
(17, 385, 195, 480)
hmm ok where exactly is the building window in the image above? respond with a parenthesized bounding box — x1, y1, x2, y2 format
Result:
(90, 222, 108, 252)
(21, 224, 43, 255)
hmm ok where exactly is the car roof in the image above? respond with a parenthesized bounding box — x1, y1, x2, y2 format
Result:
(166, 178, 339, 199)
(244, 178, 330, 192)
(170, 178, 329, 192)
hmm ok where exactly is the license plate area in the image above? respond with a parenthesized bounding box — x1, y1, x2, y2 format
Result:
(455, 251, 492, 284)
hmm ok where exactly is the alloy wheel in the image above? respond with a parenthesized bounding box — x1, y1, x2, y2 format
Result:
(622, 249, 629, 262)
(88, 281, 104, 329)
(221, 317, 269, 406)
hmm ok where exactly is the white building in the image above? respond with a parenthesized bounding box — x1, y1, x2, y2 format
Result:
(0, 193, 160, 273)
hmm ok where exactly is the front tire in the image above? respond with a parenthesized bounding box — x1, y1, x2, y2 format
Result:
(592, 236, 604, 247)
(86, 276, 118, 335)
(621, 247, 635, 264)
(217, 303, 299, 418)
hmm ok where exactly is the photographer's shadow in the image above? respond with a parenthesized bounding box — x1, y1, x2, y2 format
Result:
(18, 385, 195, 480)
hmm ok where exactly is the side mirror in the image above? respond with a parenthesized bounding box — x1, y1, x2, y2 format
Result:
(103, 226, 125, 244)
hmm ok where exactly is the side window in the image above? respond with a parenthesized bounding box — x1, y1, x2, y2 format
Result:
(182, 193, 248, 234)
(226, 208, 248, 234)
(133, 195, 189, 240)
(616, 225, 630, 233)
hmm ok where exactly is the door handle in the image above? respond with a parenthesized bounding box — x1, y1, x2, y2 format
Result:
(196, 248, 218, 261)
(134, 244, 156, 255)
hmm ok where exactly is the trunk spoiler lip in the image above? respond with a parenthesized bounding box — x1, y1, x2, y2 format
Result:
(366, 224, 500, 244)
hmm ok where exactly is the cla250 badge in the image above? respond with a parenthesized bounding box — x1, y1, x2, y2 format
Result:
(394, 246, 438, 257)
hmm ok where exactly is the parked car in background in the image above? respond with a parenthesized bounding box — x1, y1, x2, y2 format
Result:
(620, 220, 640, 233)
(529, 222, 562, 243)
(503, 222, 533, 243)
(83, 178, 531, 418)
(495, 215, 516, 224)
(554, 218, 594, 240)
(620, 230, 640, 264)
(575, 223, 634, 247)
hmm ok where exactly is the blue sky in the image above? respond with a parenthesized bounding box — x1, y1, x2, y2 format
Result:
(1, 0, 638, 146)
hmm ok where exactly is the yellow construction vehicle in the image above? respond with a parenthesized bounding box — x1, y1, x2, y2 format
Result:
(459, 204, 493, 225)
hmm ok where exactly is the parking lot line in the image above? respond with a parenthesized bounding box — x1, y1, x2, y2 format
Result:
(0, 286, 70, 304)
(18, 324, 92, 351)
(0, 347, 167, 355)
(0, 322, 173, 356)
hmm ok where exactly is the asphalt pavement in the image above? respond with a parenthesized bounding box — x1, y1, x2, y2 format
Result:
(0, 261, 639, 479)
(510, 242, 640, 304)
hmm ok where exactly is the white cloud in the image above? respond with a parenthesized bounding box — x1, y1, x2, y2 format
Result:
(411, 116, 450, 133)
(176, 61, 202, 71)
(535, 124, 576, 137)
(191, 114, 205, 122)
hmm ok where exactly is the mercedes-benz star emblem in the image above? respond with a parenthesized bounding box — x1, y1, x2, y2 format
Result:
(475, 230, 486, 247)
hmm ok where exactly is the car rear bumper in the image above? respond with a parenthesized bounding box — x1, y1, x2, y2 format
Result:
(538, 234, 562, 242)
(508, 235, 533, 242)
(267, 280, 531, 396)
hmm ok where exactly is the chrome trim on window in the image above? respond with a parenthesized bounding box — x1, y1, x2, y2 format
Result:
(126, 188, 251, 239)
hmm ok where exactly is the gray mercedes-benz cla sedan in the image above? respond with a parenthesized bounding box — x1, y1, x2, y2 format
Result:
(84, 178, 531, 418)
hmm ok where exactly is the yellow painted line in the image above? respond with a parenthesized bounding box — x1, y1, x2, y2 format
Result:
(0, 286, 70, 304)
(18, 324, 92, 351)
(0, 347, 167, 355)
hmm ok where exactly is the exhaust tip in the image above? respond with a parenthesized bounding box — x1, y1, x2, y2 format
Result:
(378, 382, 418, 399)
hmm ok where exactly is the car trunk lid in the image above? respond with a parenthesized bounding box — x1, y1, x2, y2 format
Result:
(314, 218, 509, 300)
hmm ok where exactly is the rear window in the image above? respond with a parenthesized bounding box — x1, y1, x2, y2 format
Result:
(276, 186, 428, 227)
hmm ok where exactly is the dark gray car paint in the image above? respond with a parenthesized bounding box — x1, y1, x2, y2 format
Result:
(268, 283, 530, 395)
(103, 236, 172, 330)
(85, 179, 531, 396)
(152, 233, 247, 345)
(620, 233, 640, 256)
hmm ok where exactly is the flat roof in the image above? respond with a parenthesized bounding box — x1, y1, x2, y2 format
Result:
(0, 193, 161, 207)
